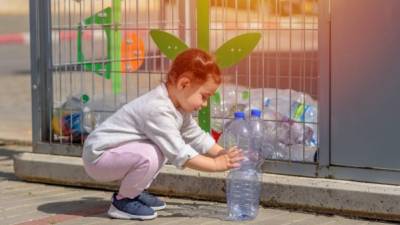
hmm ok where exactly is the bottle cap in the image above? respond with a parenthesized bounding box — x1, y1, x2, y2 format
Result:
(251, 109, 262, 118)
(234, 111, 245, 120)
(81, 94, 90, 104)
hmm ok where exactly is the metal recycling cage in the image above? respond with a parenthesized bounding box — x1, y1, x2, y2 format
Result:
(31, 0, 323, 178)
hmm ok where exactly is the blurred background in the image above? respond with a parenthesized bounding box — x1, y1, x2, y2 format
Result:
(0, 0, 31, 143)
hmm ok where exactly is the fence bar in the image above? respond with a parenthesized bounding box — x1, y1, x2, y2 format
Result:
(30, 0, 53, 146)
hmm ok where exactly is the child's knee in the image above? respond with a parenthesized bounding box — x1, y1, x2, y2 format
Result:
(142, 154, 163, 175)
(142, 144, 165, 169)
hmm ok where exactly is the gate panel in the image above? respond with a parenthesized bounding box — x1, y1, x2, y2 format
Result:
(32, 0, 321, 177)
(331, 0, 400, 170)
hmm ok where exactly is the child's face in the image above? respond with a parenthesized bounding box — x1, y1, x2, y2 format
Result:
(176, 77, 219, 113)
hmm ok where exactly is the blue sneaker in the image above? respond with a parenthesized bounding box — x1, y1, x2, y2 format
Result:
(137, 191, 166, 211)
(107, 193, 157, 220)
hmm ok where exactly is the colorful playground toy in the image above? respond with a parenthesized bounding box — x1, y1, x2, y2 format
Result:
(121, 31, 145, 73)
(77, 3, 144, 94)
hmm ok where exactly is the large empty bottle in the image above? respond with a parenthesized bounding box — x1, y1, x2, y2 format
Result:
(225, 111, 261, 221)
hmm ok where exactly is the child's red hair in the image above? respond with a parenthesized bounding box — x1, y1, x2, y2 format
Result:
(167, 48, 221, 85)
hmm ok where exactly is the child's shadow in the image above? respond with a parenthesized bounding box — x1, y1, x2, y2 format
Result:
(37, 197, 110, 218)
(159, 201, 228, 220)
(37, 196, 229, 220)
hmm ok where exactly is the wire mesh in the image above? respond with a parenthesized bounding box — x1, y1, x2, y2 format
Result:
(49, 0, 319, 164)
(208, 0, 319, 164)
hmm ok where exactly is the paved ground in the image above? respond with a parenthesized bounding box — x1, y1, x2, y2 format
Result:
(0, 144, 395, 225)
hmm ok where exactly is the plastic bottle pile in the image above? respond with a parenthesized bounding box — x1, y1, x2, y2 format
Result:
(212, 84, 318, 162)
(52, 94, 116, 142)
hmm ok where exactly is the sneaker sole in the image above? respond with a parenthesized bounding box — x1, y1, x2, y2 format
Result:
(107, 204, 157, 220)
(151, 203, 167, 211)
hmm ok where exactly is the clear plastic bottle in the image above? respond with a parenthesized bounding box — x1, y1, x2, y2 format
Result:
(288, 144, 317, 162)
(81, 94, 116, 134)
(290, 99, 318, 124)
(291, 100, 306, 122)
(263, 97, 276, 121)
(248, 109, 265, 169)
(218, 111, 247, 149)
(288, 94, 318, 147)
(304, 105, 317, 123)
(226, 168, 261, 221)
(225, 111, 261, 221)
(62, 95, 87, 138)
(81, 94, 95, 134)
(269, 142, 289, 160)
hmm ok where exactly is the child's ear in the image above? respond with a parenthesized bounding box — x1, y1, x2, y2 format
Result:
(177, 76, 191, 90)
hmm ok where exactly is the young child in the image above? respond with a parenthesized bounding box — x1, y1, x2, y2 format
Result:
(82, 48, 243, 220)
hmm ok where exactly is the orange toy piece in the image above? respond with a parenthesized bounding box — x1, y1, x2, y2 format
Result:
(121, 31, 145, 73)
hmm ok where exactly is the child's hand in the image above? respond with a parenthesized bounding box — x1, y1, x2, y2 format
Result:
(213, 147, 244, 172)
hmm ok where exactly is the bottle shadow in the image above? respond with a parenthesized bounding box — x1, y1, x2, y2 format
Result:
(158, 201, 229, 220)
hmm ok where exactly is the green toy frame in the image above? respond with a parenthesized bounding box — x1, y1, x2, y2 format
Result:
(77, 0, 122, 94)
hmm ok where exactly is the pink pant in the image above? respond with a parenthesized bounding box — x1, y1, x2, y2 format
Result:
(83, 142, 166, 198)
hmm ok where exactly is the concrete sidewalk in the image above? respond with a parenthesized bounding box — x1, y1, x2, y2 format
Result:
(0, 144, 394, 225)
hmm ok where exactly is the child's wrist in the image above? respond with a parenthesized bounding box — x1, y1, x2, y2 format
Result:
(213, 158, 218, 172)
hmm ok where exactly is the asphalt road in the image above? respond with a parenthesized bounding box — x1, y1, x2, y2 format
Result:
(0, 15, 30, 73)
